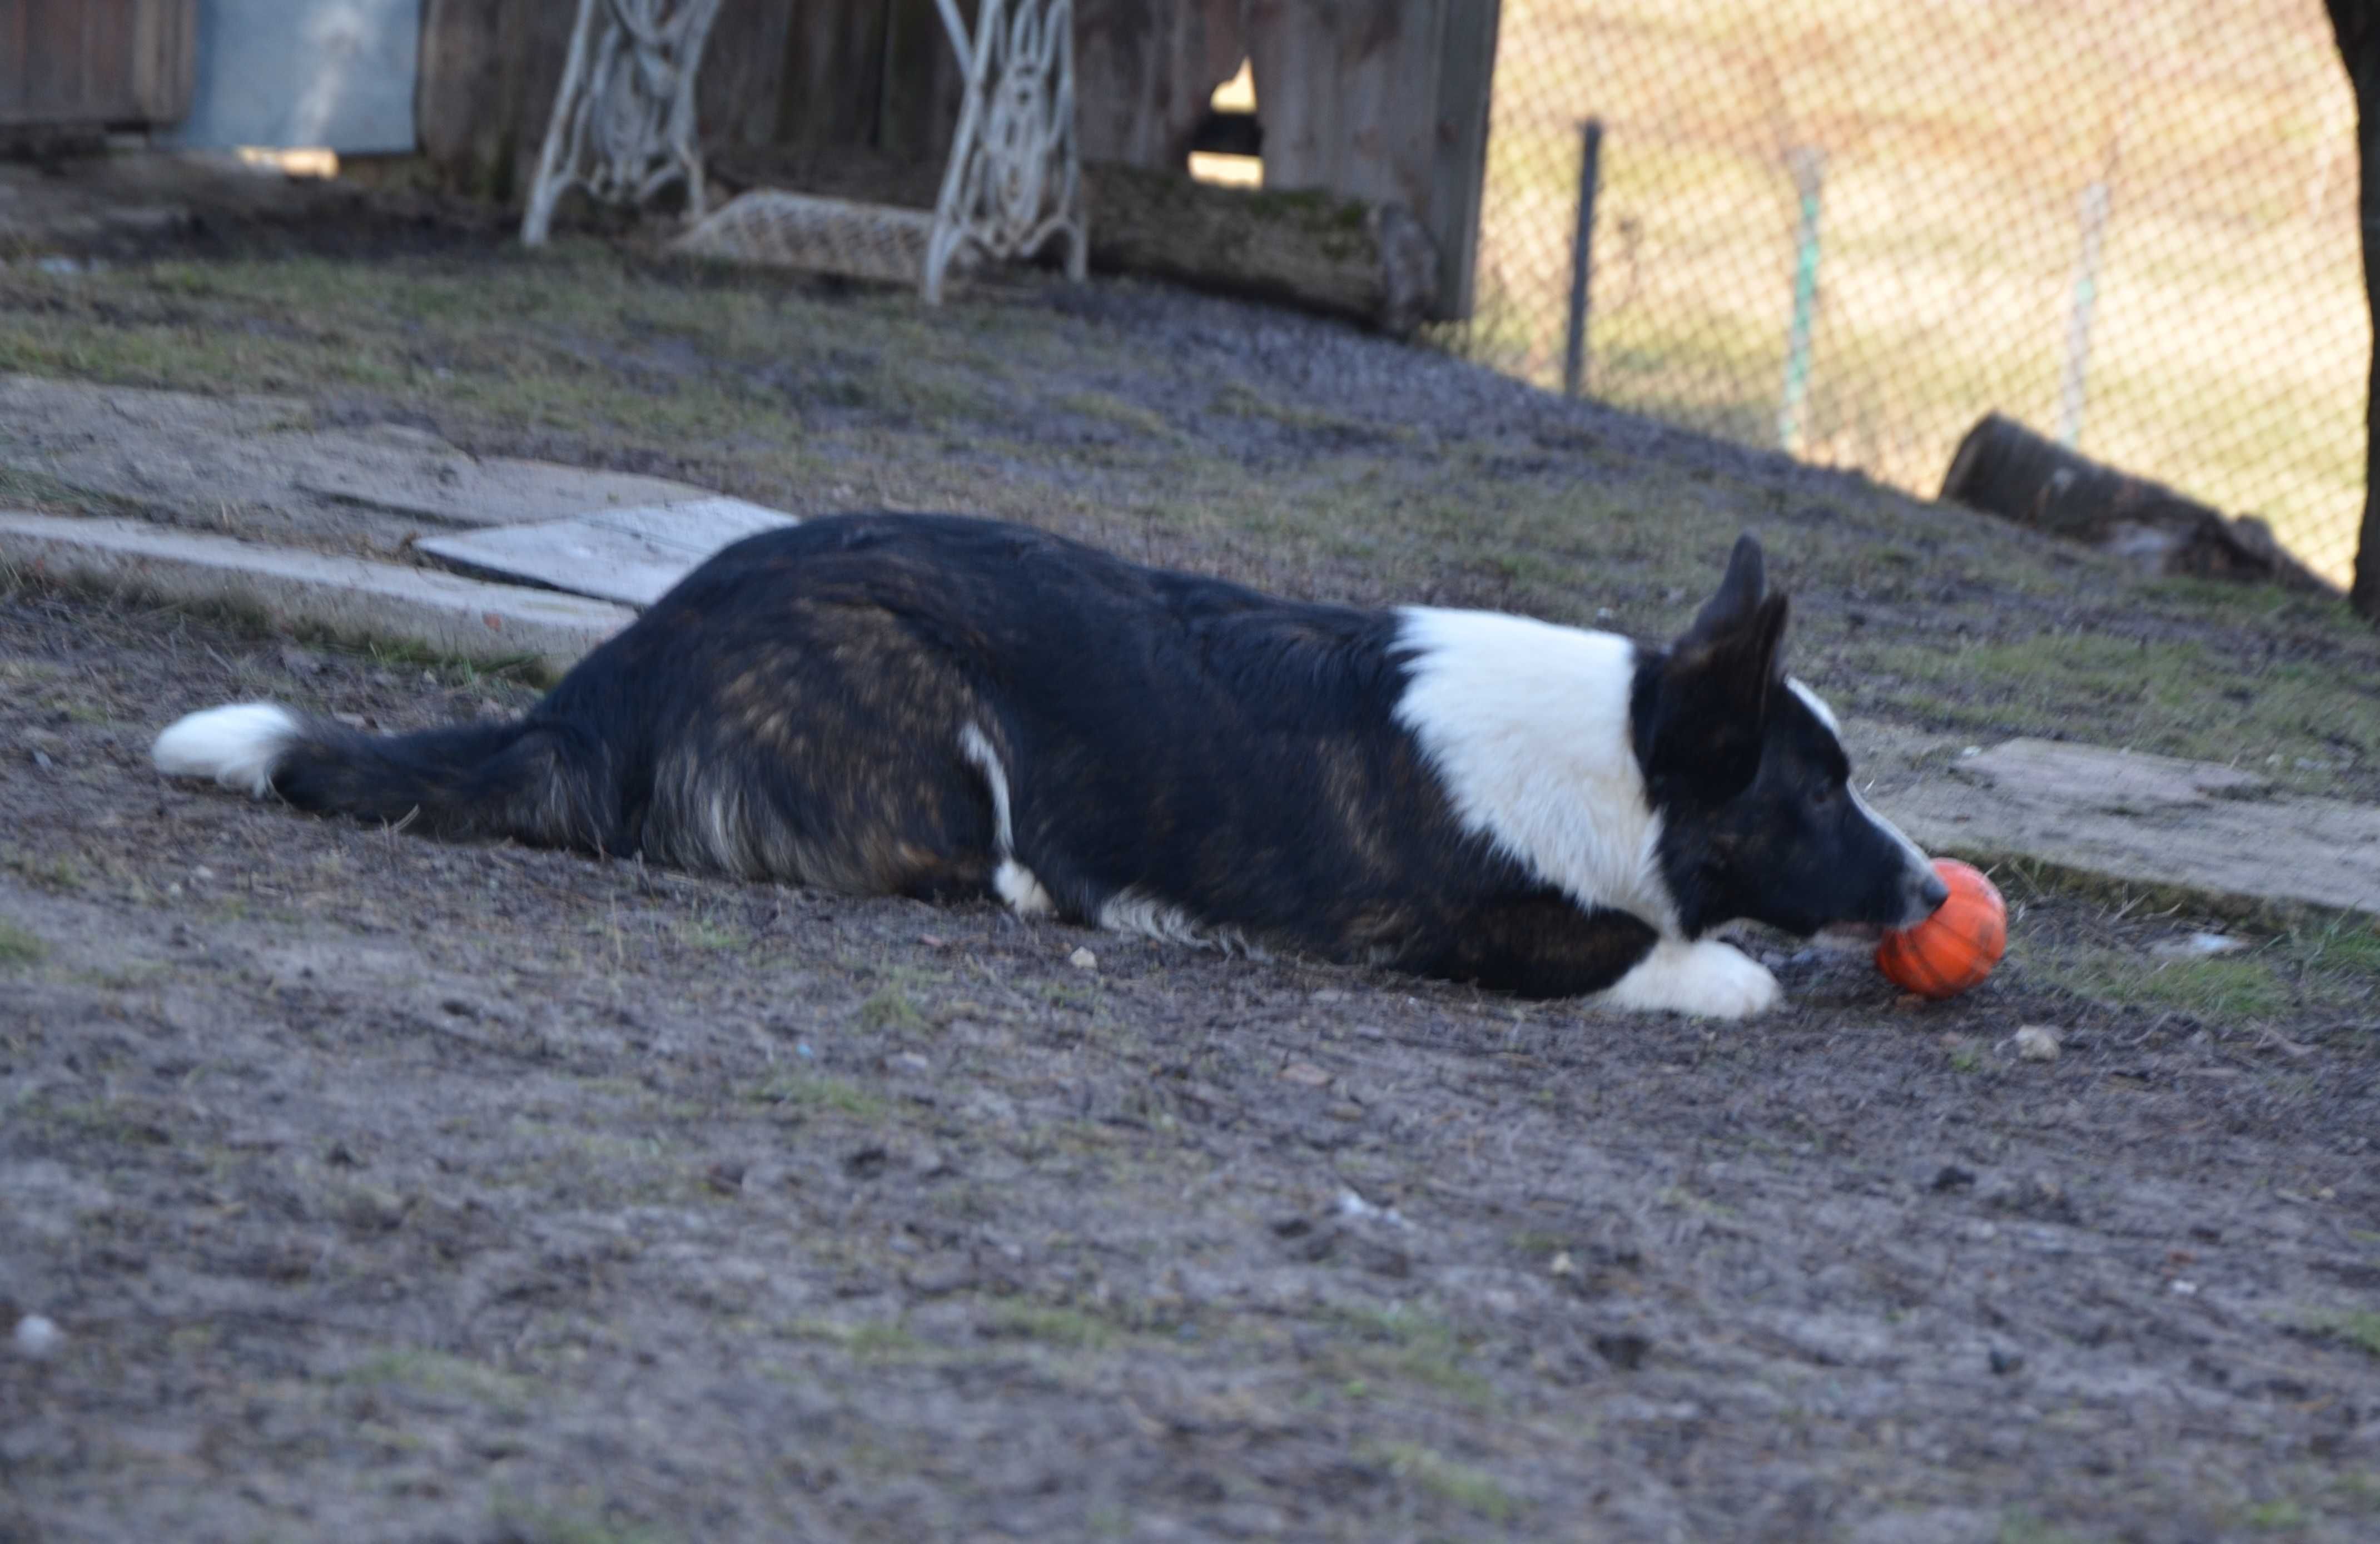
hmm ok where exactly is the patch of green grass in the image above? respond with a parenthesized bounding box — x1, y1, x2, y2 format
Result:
(0, 463, 149, 520)
(1847, 631, 2380, 801)
(72, 961, 166, 989)
(2039, 949, 2291, 1026)
(988, 1303, 1115, 1352)
(673, 919, 747, 954)
(342, 1348, 534, 1413)
(488, 1494, 670, 1544)
(2306, 1309, 2380, 1359)
(1331, 1305, 1497, 1409)
(857, 986, 927, 1032)
(1057, 389, 1180, 440)
(746, 1074, 889, 1121)
(2243, 1498, 2309, 1532)
(2, 850, 83, 892)
(1997, 1513, 2102, 1544)
(0, 922, 44, 969)
(1358, 1440, 1518, 1525)
(785, 1317, 930, 1362)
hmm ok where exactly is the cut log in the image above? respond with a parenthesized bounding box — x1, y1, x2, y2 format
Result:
(1941, 412, 2334, 592)
(1082, 161, 1439, 339)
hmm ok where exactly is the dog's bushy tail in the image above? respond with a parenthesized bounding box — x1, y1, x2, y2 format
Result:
(152, 703, 613, 848)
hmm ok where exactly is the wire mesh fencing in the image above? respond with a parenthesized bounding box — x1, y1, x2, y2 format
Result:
(1454, 0, 2367, 585)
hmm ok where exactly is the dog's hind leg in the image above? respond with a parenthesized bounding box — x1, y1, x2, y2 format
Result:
(958, 722, 1056, 917)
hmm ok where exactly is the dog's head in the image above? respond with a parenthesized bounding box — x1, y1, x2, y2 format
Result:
(1634, 535, 1947, 939)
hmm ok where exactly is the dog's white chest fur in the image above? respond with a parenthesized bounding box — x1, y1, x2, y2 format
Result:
(1393, 608, 1675, 931)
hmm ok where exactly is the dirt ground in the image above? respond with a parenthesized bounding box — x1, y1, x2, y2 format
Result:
(2, 179, 2378, 1543)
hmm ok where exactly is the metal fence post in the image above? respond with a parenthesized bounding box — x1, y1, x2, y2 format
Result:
(1563, 118, 1605, 399)
(2058, 179, 2111, 447)
(1777, 147, 1825, 453)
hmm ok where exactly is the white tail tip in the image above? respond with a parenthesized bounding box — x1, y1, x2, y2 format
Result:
(152, 703, 301, 798)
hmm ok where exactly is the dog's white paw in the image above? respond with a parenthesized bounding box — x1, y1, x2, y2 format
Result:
(1602, 938, 1781, 1020)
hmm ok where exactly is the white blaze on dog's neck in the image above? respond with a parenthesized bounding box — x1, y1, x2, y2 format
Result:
(1785, 677, 1840, 737)
(1392, 609, 1676, 933)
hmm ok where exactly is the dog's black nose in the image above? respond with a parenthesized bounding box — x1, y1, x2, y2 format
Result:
(1916, 869, 1950, 915)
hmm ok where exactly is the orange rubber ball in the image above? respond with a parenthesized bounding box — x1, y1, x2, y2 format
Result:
(1875, 858, 2006, 999)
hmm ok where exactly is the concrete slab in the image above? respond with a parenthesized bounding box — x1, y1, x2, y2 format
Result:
(0, 512, 633, 678)
(416, 498, 798, 607)
(0, 374, 712, 550)
(1874, 736, 2380, 923)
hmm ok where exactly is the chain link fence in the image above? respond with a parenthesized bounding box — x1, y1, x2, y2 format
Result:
(1454, 0, 2366, 585)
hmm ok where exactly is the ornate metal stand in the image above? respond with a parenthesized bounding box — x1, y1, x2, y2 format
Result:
(538, 0, 1085, 304)
(922, 0, 1089, 302)
(521, 0, 725, 248)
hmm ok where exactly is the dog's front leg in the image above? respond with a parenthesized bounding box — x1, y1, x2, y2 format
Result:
(1599, 937, 1781, 1020)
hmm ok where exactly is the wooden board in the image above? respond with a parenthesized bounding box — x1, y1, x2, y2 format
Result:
(1, 0, 194, 128)
(415, 497, 797, 608)
(1084, 161, 1438, 336)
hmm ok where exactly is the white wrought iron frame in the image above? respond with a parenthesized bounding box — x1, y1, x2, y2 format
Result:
(525, 0, 1086, 304)
(521, 0, 725, 248)
(922, 0, 1088, 302)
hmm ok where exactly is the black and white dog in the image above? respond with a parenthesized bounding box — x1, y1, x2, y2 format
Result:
(153, 513, 1944, 1017)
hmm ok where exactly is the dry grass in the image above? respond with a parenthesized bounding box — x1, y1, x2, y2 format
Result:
(1463, 0, 2367, 580)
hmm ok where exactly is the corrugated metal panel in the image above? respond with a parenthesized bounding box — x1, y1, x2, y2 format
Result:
(161, 0, 418, 153)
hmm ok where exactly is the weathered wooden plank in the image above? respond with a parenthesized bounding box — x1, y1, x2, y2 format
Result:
(0, 0, 192, 128)
(1075, 0, 1245, 168)
(415, 497, 797, 608)
(419, 0, 797, 203)
(1238, 0, 1495, 322)
(1084, 161, 1438, 336)
(1427, 0, 1500, 321)
(0, 511, 634, 676)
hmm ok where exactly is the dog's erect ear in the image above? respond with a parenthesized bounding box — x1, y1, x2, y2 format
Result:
(1683, 534, 1767, 647)
(1645, 538, 1791, 797)
(1671, 536, 1788, 692)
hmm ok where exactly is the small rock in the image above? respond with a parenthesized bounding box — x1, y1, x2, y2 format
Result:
(1548, 1249, 1577, 1277)
(2015, 1025, 2061, 1062)
(1930, 1164, 1977, 1193)
(2169, 1278, 2198, 1297)
(1309, 988, 1348, 1003)
(1593, 1330, 1651, 1371)
(1989, 1344, 2025, 1376)
(1068, 946, 1097, 971)
(12, 1314, 61, 1360)
(192, 866, 215, 882)
(1279, 1061, 1331, 1088)
(704, 1161, 746, 1195)
(29, 749, 52, 771)
(2152, 931, 2248, 959)
(890, 1051, 931, 1075)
